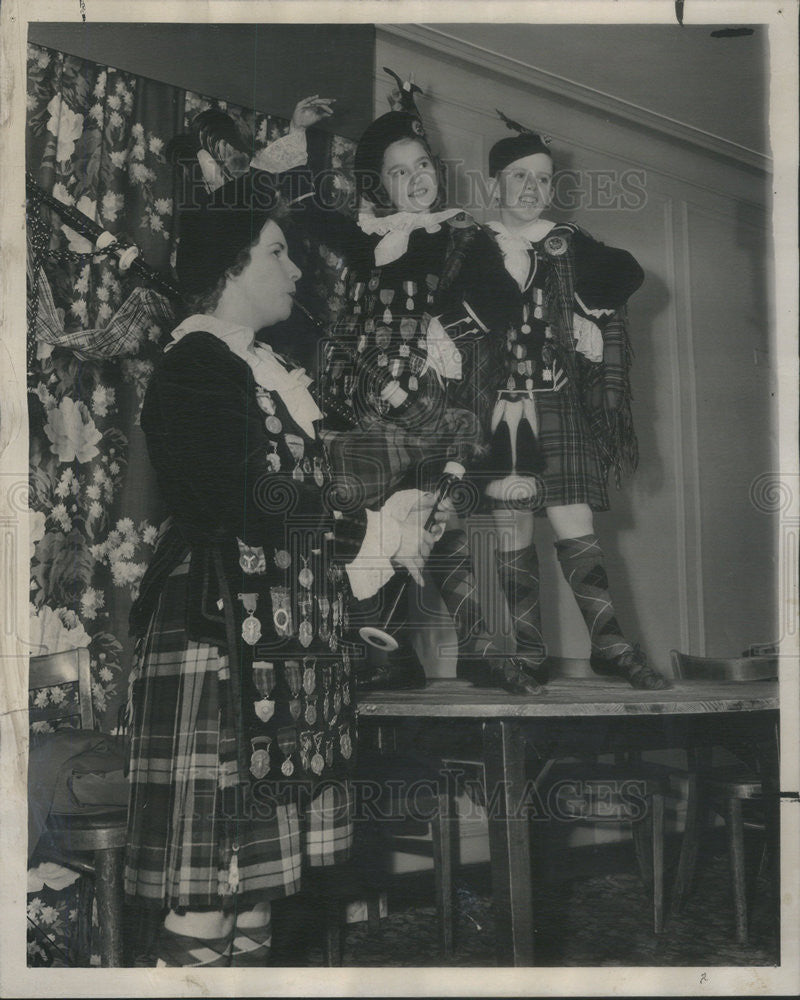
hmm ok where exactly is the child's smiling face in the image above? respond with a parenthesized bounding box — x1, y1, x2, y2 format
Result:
(496, 152, 554, 228)
(380, 138, 439, 213)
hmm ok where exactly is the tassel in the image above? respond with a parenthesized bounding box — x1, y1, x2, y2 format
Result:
(516, 408, 546, 474)
(491, 419, 513, 476)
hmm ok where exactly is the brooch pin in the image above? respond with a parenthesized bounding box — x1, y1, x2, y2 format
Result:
(237, 538, 266, 575)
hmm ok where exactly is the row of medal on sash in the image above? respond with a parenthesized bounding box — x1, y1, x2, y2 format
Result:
(255, 386, 328, 483)
(237, 540, 348, 651)
(505, 291, 564, 393)
(248, 658, 354, 779)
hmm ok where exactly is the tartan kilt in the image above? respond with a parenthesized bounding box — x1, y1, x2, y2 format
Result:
(124, 565, 353, 912)
(484, 387, 610, 513)
(533, 388, 609, 512)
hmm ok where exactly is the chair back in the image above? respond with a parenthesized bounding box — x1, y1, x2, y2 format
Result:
(669, 650, 779, 682)
(29, 647, 94, 734)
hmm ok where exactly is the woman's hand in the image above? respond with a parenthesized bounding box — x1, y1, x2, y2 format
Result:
(393, 494, 449, 587)
(290, 95, 335, 133)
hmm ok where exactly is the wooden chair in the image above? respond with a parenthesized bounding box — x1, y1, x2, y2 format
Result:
(669, 649, 779, 943)
(29, 648, 128, 967)
(317, 738, 455, 965)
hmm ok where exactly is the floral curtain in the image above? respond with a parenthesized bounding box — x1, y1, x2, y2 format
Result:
(25, 42, 356, 965)
(26, 42, 356, 734)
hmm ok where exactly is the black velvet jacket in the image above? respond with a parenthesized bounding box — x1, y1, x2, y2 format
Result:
(131, 328, 369, 789)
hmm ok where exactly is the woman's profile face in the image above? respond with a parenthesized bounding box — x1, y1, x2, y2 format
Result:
(380, 138, 438, 213)
(234, 220, 302, 328)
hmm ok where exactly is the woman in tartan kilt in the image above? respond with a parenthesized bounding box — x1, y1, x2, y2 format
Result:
(309, 72, 544, 694)
(124, 107, 445, 967)
(483, 118, 670, 690)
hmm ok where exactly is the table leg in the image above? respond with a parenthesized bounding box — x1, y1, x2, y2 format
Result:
(482, 719, 534, 966)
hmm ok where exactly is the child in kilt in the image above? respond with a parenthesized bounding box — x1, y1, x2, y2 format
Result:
(124, 107, 445, 967)
(312, 72, 542, 694)
(483, 116, 670, 690)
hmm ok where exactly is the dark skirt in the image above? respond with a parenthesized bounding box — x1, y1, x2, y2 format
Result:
(124, 565, 353, 912)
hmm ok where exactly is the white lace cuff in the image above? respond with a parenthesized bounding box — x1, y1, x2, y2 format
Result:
(250, 129, 308, 173)
(573, 313, 604, 363)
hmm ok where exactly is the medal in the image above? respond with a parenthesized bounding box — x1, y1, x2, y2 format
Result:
(375, 326, 392, 350)
(303, 660, 316, 695)
(237, 538, 266, 575)
(292, 461, 304, 483)
(425, 273, 438, 304)
(321, 665, 333, 720)
(364, 316, 375, 334)
(343, 682, 350, 706)
(311, 733, 325, 775)
(274, 549, 291, 570)
(265, 415, 282, 435)
(254, 698, 275, 723)
(513, 343, 527, 360)
(317, 596, 331, 641)
(238, 593, 262, 646)
(250, 736, 272, 779)
(304, 699, 317, 725)
(340, 726, 353, 760)
(266, 442, 281, 471)
(298, 620, 314, 647)
(357, 334, 367, 353)
(333, 689, 342, 714)
(299, 732, 312, 771)
(534, 306, 544, 320)
(313, 457, 325, 487)
(277, 728, 296, 776)
(302, 457, 312, 475)
(403, 281, 417, 310)
(252, 661, 276, 697)
(368, 272, 380, 292)
(377, 353, 388, 367)
(521, 323, 531, 334)
(298, 557, 314, 589)
(271, 586, 293, 636)
(399, 317, 416, 341)
(408, 375, 418, 392)
(284, 661, 302, 718)
(390, 358, 404, 378)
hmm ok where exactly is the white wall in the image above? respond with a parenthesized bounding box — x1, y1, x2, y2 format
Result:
(376, 26, 777, 665)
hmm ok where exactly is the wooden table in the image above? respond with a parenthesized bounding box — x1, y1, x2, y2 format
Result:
(357, 676, 779, 966)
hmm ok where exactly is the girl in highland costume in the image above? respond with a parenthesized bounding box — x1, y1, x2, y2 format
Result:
(483, 114, 670, 690)
(314, 72, 542, 694)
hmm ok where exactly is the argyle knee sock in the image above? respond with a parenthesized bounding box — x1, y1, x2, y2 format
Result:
(495, 544, 547, 670)
(554, 533, 632, 663)
(230, 912, 272, 967)
(430, 528, 497, 652)
(155, 926, 233, 967)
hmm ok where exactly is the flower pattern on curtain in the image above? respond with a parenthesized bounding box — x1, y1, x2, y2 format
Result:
(25, 41, 357, 966)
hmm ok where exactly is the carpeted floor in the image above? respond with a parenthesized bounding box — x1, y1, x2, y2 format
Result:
(276, 841, 779, 968)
